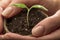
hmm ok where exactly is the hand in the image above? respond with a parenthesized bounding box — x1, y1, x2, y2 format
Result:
(32, 10, 60, 37)
(0, 0, 60, 18)
(0, 10, 60, 40)
(0, 0, 42, 18)
(0, 0, 60, 40)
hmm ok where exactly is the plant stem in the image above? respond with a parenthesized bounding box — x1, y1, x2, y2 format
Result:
(27, 9, 30, 27)
(4, 18, 10, 33)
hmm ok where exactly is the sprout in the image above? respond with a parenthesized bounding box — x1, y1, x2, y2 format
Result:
(13, 3, 48, 27)
(4, 3, 48, 32)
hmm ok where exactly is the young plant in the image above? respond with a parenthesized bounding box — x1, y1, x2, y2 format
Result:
(13, 3, 48, 27)
(4, 3, 48, 33)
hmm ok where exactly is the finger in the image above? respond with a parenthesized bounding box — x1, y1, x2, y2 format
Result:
(32, 10, 60, 37)
(39, 28, 60, 40)
(2, 0, 24, 18)
(1, 29, 60, 40)
(3, 33, 36, 40)
(0, 7, 3, 33)
(0, 0, 11, 9)
(2, 0, 41, 18)
(0, 35, 4, 39)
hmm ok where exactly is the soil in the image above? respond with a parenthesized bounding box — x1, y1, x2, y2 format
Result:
(4, 9, 47, 35)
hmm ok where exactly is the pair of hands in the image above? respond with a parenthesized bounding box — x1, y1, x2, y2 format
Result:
(0, 0, 60, 40)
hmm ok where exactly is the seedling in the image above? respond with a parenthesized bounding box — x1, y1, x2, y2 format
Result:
(4, 3, 48, 33)
(13, 3, 48, 26)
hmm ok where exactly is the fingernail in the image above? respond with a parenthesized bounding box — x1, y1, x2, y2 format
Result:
(32, 26, 44, 37)
(2, 7, 13, 18)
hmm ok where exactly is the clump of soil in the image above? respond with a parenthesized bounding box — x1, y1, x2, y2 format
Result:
(4, 9, 47, 35)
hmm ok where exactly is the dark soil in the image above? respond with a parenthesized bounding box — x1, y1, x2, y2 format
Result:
(4, 9, 47, 35)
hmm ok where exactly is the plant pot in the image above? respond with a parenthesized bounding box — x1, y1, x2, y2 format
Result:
(3, 9, 48, 35)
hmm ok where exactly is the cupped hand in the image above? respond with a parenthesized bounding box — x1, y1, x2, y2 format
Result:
(0, 10, 60, 40)
(0, 0, 42, 18)
(0, 0, 60, 18)
(0, 0, 60, 40)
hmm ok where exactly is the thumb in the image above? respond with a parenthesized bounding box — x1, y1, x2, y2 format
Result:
(32, 10, 60, 37)
(2, 0, 24, 18)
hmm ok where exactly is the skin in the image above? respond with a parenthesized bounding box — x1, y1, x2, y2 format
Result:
(0, 0, 60, 40)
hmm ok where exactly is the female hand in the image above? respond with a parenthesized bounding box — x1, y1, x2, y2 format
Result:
(1, 0, 60, 18)
(0, 10, 60, 40)
(0, 0, 60, 40)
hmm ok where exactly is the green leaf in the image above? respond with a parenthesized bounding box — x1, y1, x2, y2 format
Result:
(31, 5, 48, 11)
(13, 3, 27, 8)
